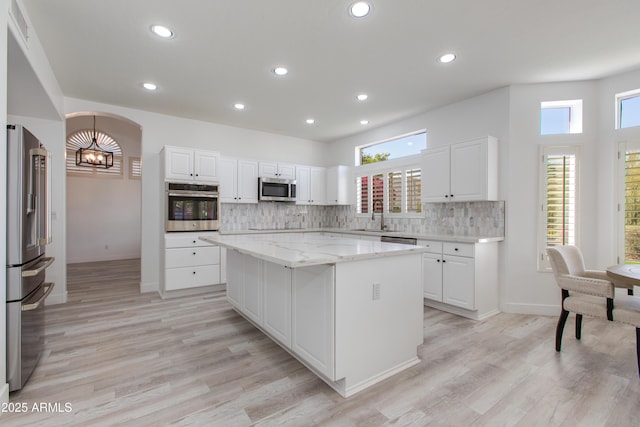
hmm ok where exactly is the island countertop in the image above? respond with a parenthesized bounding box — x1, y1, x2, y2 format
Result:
(201, 232, 431, 268)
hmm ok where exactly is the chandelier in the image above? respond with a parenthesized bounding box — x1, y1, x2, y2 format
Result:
(75, 116, 114, 168)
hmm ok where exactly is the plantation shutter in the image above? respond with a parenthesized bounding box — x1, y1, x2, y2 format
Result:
(406, 168, 421, 213)
(625, 150, 640, 262)
(388, 170, 402, 213)
(545, 154, 576, 247)
(357, 175, 369, 214)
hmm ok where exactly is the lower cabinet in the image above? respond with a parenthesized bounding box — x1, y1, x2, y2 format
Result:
(225, 250, 335, 379)
(420, 240, 498, 320)
(163, 233, 222, 294)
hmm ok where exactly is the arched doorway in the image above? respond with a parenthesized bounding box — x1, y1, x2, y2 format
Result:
(64, 112, 142, 283)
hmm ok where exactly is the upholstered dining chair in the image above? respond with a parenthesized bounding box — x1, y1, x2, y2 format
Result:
(547, 245, 640, 376)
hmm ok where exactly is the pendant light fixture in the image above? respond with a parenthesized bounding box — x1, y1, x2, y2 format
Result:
(75, 115, 114, 168)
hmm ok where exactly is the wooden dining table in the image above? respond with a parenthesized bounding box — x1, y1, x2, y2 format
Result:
(606, 264, 639, 295)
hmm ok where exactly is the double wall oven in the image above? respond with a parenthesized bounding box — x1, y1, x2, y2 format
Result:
(6, 125, 55, 392)
(165, 182, 220, 232)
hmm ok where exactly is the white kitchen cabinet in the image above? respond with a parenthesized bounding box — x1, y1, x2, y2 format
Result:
(421, 136, 497, 202)
(162, 145, 220, 183)
(226, 249, 242, 308)
(259, 161, 296, 179)
(292, 265, 335, 379)
(219, 157, 259, 203)
(326, 165, 350, 205)
(296, 165, 326, 205)
(419, 239, 498, 320)
(162, 232, 222, 295)
(263, 263, 292, 346)
(241, 255, 263, 325)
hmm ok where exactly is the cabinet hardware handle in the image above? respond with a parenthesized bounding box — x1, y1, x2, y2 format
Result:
(454, 248, 459, 251)
(442, 260, 446, 263)
(450, 194, 454, 198)
(190, 173, 193, 176)
(445, 195, 448, 198)
(193, 240, 196, 244)
(193, 271, 196, 275)
(437, 259, 440, 262)
(193, 252, 196, 255)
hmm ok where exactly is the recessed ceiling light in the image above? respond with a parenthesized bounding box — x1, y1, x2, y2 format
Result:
(357, 94, 368, 101)
(150, 25, 174, 38)
(360, 120, 369, 125)
(350, 2, 371, 18)
(142, 82, 157, 91)
(234, 103, 245, 110)
(439, 53, 456, 63)
(306, 119, 315, 124)
(273, 67, 288, 76)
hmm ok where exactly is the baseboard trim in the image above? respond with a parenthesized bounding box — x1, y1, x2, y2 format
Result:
(501, 302, 560, 316)
(423, 300, 500, 321)
(159, 284, 226, 299)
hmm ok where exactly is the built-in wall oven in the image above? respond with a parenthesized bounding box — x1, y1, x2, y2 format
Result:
(165, 182, 220, 232)
(6, 124, 55, 392)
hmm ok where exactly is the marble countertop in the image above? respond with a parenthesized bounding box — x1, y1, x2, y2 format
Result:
(219, 228, 504, 244)
(201, 232, 432, 268)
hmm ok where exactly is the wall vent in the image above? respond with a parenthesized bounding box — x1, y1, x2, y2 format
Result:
(10, 0, 29, 44)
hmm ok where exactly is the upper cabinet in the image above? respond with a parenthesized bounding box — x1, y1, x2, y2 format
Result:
(219, 157, 259, 204)
(259, 161, 296, 180)
(326, 165, 351, 205)
(296, 166, 326, 205)
(421, 136, 498, 203)
(162, 145, 220, 183)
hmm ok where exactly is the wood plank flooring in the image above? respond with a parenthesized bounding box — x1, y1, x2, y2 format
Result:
(3, 258, 640, 426)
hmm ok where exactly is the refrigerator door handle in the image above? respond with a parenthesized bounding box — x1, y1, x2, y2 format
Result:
(21, 257, 55, 278)
(22, 282, 55, 312)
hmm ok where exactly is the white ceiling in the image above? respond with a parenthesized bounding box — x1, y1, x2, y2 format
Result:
(20, 0, 640, 142)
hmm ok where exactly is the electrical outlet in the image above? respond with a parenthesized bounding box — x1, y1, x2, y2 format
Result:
(372, 283, 381, 300)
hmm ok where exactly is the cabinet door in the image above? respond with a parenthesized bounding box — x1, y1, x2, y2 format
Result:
(421, 146, 450, 202)
(309, 167, 326, 205)
(277, 163, 296, 180)
(295, 166, 311, 205)
(259, 162, 279, 178)
(292, 265, 335, 379)
(263, 262, 292, 346)
(442, 255, 475, 310)
(326, 165, 349, 205)
(450, 139, 487, 201)
(219, 157, 238, 203)
(226, 250, 243, 308)
(194, 150, 219, 182)
(165, 147, 194, 181)
(242, 255, 263, 324)
(237, 160, 259, 203)
(422, 253, 443, 302)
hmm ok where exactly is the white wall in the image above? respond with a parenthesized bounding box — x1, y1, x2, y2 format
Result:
(66, 115, 142, 263)
(1, 0, 8, 407)
(64, 97, 330, 293)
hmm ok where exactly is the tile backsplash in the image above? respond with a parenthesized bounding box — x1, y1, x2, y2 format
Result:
(221, 201, 505, 238)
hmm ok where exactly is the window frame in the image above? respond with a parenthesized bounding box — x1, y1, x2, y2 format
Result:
(540, 100, 583, 135)
(354, 154, 422, 219)
(617, 140, 640, 264)
(616, 89, 640, 130)
(537, 145, 581, 271)
(355, 130, 426, 166)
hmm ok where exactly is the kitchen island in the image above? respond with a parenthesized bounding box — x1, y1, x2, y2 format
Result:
(201, 232, 429, 397)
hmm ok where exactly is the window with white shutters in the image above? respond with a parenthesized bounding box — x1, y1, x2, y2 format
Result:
(538, 146, 579, 271)
(129, 157, 142, 179)
(617, 142, 640, 264)
(406, 168, 422, 213)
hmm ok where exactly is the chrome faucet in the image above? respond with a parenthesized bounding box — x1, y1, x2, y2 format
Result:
(372, 199, 385, 231)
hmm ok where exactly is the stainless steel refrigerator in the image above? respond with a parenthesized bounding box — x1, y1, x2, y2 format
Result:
(6, 124, 55, 392)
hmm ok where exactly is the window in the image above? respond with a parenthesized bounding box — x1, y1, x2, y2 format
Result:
(540, 100, 583, 135)
(66, 129, 123, 177)
(357, 131, 426, 165)
(129, 157, 142, 179)
(538, 146, 579, 270)
(618, 141, 640, 264)
(355, 157, 422, 217)
(616, 89, 640, 129)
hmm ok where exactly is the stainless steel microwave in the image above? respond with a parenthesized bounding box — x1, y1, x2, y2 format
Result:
(165, 182, 220, 231)
(258, 177, 296, 202)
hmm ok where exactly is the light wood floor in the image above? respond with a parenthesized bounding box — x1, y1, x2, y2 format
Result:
(3, 259, 640, 426)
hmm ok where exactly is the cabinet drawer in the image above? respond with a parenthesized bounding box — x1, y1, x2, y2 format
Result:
(418, 240, 442, 254)
(165, 234, 218, 248)
(166, 246, 220, 268)
(165, 265, 221, 290)
(443, 242, 474, 257)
